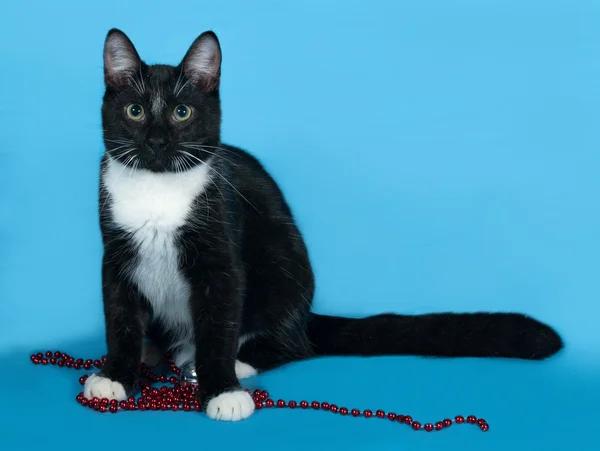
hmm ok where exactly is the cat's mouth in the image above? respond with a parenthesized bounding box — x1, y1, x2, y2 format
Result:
(146, 156, 171, 173)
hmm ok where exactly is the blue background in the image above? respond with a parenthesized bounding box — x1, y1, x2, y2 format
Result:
(1, 0, 598, 449)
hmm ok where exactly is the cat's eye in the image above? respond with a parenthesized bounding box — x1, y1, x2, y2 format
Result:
(173, 104, 192, 121)
(126, 104, 145, 121)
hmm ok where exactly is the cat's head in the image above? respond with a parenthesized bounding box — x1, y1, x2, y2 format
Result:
(101, 29, 222, 173)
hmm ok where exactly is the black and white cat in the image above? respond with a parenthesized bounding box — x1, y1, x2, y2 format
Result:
(84, 28, 563, 421)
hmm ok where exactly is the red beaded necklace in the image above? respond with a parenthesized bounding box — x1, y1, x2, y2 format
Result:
(30, 350, 489, 432)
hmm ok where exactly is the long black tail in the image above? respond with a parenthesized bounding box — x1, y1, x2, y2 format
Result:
(306, 312, 563, 360)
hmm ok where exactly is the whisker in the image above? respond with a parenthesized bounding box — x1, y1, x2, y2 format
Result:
(106, 144, 133, 153)
(180, 144, 238, 166)
(177, 150, 261, 215)
(175, 78, 190, 97)
(173, 68, 183, 95)
(111, 148, 137, 159)
(105, 138, 134, 144)
(127, 156, 139, 179)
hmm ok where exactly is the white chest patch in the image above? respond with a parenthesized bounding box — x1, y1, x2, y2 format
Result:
(103, 157, 212, 335)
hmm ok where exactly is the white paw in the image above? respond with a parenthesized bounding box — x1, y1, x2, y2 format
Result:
(141, 341, 162, 367)
(83, 374, 127, 401)
(205, 390, 255, 421)
(235, 360, 258, 379)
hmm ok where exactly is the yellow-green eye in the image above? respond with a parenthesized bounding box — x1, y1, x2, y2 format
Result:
(126, 104, 145, 121)
(173, 104, 192, 121)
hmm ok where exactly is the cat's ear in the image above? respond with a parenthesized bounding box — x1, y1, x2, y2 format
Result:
(103, 29, 142, 88)
(181, 31, 222, 91)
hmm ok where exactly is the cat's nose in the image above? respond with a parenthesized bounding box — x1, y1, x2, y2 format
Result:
(145, 135, 170, 152)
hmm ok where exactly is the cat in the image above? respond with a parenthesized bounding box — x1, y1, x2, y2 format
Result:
(84, 28, 563, 421)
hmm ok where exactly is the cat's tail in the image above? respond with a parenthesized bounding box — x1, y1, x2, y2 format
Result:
(306, 312, 563, 360)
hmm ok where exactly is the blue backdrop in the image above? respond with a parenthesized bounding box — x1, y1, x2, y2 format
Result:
(1, 1, 598, 450)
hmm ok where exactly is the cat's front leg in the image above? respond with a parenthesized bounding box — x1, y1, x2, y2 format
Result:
(189, 264, 254, 421)
(84, 262, 143, 401)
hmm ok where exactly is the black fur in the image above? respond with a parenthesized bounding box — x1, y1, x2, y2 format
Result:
(97, 29, 563, 411)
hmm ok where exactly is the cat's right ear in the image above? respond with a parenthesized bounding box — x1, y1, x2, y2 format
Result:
(103, 29, 142, 88)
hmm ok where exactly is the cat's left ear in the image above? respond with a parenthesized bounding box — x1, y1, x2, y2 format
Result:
(181, 31, 222, 91)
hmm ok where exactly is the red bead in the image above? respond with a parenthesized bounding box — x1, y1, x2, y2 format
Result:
(54, 352, 61, 357)
(351, 409, 360, 417)
(254, 402, 263, 410)
(30, 355, 37, 363)
(455, 415, 464, 424)
(480, 423, 489, 432)
(412, 422, 421, 430)
(363, 409, 373, 418)
(376, 410, 385, 419)
(65, 361, 72, 368)
(45, 352, 52, 358)
(99, 405, 108, 413)
(311, 401, 320, 410)
(387, 413, 397, 421)
(435, 422, 444, 430)
(276, 400, 286, 408)
(265, 399, 274, 408)
(57, 360, 64, 367)
(81, 398, 88, 406)
(36, 353, 43, 359)
(329, 404, 338, 413)
(300, 401, 309, 409)
(261, 390, 269, 398)
(109, 406, 118, 413)
(404, 415, 412, 424)
(288, 400, 297, 409)
(443, 419, 452, 427)
(467, 415, 477, 424)
(171, 404, 179, 411)
(50, 358, 57, 365)
(321, 402, 330, 410)
(477, 418, 487, 426)
(79, 376, 87, 385)
(424, 423, 434, 432)
(397, 414, 405, 423)
(339, 407, 348, 416)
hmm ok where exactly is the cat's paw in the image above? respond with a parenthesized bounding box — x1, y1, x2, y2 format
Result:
(141, 340, 162, 367)
(205, 390, 255, 421)
(83, 374, 127, 401)
(235, 360, 258, 380)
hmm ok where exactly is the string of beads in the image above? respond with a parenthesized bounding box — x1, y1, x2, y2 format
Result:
(30, 350, 489, 432)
